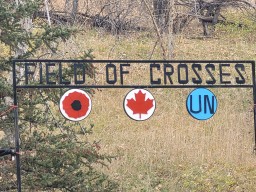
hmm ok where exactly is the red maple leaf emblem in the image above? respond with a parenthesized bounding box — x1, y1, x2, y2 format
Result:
(126, 90, 154, 119)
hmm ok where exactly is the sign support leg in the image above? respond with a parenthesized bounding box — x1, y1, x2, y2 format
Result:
(253, 90, 256, 153)
(13, 61, 22, 192)
(252, 61, 256, 154)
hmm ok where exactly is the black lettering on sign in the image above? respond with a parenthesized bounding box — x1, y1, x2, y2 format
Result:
(25, 63, 35, 84)
(74, 64, 85, 84)
(204, 95, 215, 114)
(205, 64, 216, 84)
(164, 64, 174, 84)
(189, 95, 215, 114)
(235, 64, 245, 84)
(192, 64, 202, 84)
(189, 95, 201, 114)
(46, 63, 56, 85)
(106, 64, 117, 84)
(219, 64, 231, 84)
(59, 63, 71, 85)
(20, 61, 252, 86)
(120, 64, 130, 85)
(150, 63, 161, 84)
(39, 62, 43, 84)
(178, 64, 189, 84)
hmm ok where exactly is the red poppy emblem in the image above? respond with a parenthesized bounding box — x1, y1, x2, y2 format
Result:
(59, 89, 92, 121)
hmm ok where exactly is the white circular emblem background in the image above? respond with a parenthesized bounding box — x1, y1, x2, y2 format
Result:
(59, 89, 92, 121)
(123, 89, 156, 121)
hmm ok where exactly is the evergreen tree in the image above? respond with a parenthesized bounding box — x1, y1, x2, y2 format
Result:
(0, 1, 117, 191)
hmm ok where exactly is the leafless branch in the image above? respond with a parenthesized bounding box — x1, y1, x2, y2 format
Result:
(142, 0, 167, 59)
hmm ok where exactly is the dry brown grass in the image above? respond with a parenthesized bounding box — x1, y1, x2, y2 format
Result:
(0, 1, 254, 191)
(48, 23, 256, 190)
(88, 88, 256, 191)
(2, 2, 255, 189)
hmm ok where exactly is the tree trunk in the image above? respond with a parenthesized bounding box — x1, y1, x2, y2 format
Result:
(72, 0, 79, 21)
(168, 0, 175, 59)
(153, 0, 169, 33)
(65, 0, 79, 22)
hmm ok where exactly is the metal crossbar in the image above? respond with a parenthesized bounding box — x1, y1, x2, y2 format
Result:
(12, 59, 256, 192)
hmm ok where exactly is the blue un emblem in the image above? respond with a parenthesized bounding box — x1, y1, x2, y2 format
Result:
(186, 88, 218, 120)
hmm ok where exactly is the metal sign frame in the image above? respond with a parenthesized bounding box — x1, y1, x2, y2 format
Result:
(12, 59, 256, 192)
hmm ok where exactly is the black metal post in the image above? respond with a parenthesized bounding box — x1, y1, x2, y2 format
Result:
(9, 59, 256, 192)
(252, 61, 256, 153)
(13, 61, 22, 192)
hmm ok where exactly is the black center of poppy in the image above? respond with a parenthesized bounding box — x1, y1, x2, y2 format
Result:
(71, 100, 82, 111)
